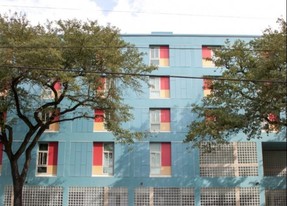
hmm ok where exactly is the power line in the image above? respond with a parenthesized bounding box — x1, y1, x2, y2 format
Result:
(0, 65, 285, 84)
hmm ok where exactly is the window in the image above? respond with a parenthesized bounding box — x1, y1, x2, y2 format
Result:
(203, 78, 213, 96)
(200, 142, 258, 177)
(103, 143, 113, 175)
(41, 81, 61, 99)
(0, 142, 3, 175)
(150, 143, 171, 176)
(262, 113, 279, 132)
(37, 142, 58, 176)
(42, 87, 54, 99)
(263, 150, 286, 176)
(97, 77, 112, 97)
(150, 77, 170, 98)
(202, 46, 219, 67)
(203, 76, 219, 97)
(150, 109, 160, 131)
(262, 142, 286, 177)
(93, 142, 114, 176)
(150, 46, 169, 66)
(93, 109, 107, 132)
(39, 109, 60, 132)
(150, 109, 170, 132)
(265, 190, 287, 206)
(205, 109, 217, 123)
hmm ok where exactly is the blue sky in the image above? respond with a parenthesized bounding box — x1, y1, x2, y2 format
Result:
(0, 0, 286, 35)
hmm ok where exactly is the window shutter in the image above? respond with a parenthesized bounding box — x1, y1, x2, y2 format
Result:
(160, 77, 170, 90)
(268, 113, 278, 122)
(203, 79, 213, 90)
(161, 143, 171, 166)
(98, 77, 106, 90)
(48, 142, 58, 166)
(52, 109, 60, 122)
(95, 109, 104, 122)
(161, 109, 170, 123)
(202, 46, 212, 59)
(54, 81, 61, 90)
(93, 143, 103, 166)
(160, 46, 169, 58)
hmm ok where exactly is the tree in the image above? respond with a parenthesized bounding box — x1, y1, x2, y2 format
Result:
(185, 18, 286, 146)
(0, 13, 155, 206)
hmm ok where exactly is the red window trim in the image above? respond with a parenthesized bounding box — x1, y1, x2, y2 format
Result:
(160, 46, 169, 58)
(93, 143, 103, 166)
(202, 46, 212, 59)
(160, 77, 170, 90)
(161, 109, 170, 123)
(161, 143, 171, 166)
(48, 142, 58, 165)
(94, 109, 104, 122)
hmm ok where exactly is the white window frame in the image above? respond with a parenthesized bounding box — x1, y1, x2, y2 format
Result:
(150, 46, 160, 66)
(37, 143, 49, 175)
(40, 111, 51, 124)
(39, 111, 52, 131)
(103, 143, 114, 176)
(99, 78, 112, 97)
(149, 77, 160, 98)
(39, 110, 59, 132)
(104, 78, 112, 93)
(150, 109, 160, 132)
(150, 143, 161, 175)
(261, 119, 279, 132)
(41, 87, 54, 99)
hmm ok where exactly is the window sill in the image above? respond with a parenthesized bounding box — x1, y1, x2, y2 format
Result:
(261, 130, 278, 133)
(150, 175, 172, 178)
(92, 175, 114, 177)
(36, 174, 57, 177)
(44, 130, 59, 133)
(149, 97, 170, 99)
(93, 130, 109, 132)
(150, 131, 171, 133)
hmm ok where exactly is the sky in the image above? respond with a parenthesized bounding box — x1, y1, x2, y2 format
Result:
(0, 0, 286, 35)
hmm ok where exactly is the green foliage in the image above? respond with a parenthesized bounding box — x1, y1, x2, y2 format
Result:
(0, 14, 156, 204)
(0, 13, 155, 143)
(186, 18, 287, 145)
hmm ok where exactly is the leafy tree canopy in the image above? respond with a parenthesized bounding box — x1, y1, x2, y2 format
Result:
(0, 13, 155, 206)
(185, 18, 286, 146)
(0, 13, 155, 143)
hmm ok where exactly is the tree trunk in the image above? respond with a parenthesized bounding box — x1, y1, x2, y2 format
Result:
(10, 160, 26, 206)
(12, 181, 24, 206)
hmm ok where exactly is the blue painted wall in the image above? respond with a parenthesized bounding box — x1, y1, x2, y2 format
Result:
(0, 33, 286, 205)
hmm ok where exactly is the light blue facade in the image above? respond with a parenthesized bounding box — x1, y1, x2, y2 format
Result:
(0, 33, 286, 205)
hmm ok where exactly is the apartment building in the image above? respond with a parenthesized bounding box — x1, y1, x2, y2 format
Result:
(0, 32, 286, 205)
